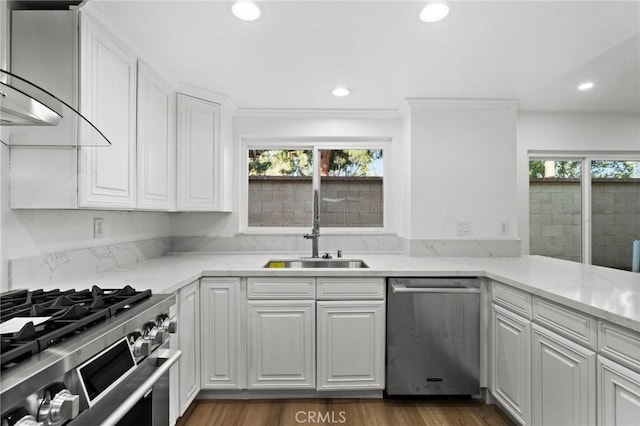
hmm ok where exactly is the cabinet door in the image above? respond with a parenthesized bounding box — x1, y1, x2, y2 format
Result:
(136, 61, 175, 210)
(201, 278, 242, 389)
(176, 93, 222, 211)
(598, 356, 640, 426)
(247, 300, 315, 389)
(532, 324, 596, 426)
(317, 301, 385, 390)
(78, 13, 137, 208)
(492, 304, 531, 425)
(178, 281, 200, 415)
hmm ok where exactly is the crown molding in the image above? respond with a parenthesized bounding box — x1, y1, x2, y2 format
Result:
(236, 108, 401, 119)
(401, 98, 518, 111)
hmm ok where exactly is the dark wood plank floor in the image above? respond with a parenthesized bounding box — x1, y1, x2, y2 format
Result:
(177, 398, 514, 426)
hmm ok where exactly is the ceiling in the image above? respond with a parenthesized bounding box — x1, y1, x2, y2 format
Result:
(92, 0, 640, 112)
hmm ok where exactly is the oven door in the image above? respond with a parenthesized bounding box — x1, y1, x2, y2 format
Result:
(70, 348, 181, 426)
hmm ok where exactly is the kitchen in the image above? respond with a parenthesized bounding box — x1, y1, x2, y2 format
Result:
(0, 0, 639, 425)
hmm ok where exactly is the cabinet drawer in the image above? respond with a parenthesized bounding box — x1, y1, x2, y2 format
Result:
(247, 277, 315, 299)
(599, 322, 640, 373)
(533, 297, 597, 350)
(316, 278, 385, 300)
(492, 281, 533, 319)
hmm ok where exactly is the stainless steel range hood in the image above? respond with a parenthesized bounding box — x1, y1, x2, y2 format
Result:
(0, 69, 111, 147)
(0, 72, 62, 126)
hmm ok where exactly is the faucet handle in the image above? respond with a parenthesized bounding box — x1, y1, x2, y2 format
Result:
(322, 253, 332, 259)
(337, 250, 343, 258)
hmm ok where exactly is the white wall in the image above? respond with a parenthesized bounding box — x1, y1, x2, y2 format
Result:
(517, 111, 640, 254)
(2, 203, 171, 291)
(0, 0, 8, 292)
(170, 112, 403, 238)
(405, 100, 518, 240)
(2, 149, 171, 290)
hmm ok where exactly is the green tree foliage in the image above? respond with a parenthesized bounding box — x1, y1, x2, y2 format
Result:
(530, 160, 638, 179)
(529, 161, 545, 178)
(324, 149, 382, 176)
(249, 149, 382, 177)
(248, 150, 313, 176)
(529, 160, 581, 178)
(591, 161, 637, 178)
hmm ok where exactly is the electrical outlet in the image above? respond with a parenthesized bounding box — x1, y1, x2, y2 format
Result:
(499, 220, 510, 236)
(94, 218, 104, 239)
(456, 221, 470, 236)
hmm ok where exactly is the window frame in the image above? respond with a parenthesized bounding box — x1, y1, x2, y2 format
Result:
(528, 150, 640, 265)
(241, 136, 391, 234)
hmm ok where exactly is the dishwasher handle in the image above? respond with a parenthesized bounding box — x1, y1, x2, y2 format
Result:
(391, 283, 481, 294)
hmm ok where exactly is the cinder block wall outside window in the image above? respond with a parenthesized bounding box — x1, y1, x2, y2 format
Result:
(530, 179, 640, 270)
(249, 176, 383, 227)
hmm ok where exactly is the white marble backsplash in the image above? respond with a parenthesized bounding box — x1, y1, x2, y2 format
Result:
(406, 238, 521, 257)
(10, 238, 170, 289)
(170, 235, 521, 257)
(170, 234, 405, 255)
(8, 235, 520, 290)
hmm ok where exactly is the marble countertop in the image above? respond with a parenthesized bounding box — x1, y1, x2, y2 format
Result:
(23, 253, 640, 332)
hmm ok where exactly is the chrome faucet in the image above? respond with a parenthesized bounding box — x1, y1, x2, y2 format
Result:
(303, 189, 320, 258)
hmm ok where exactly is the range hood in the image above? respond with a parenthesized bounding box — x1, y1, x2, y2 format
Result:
(0, 69, 111, 147)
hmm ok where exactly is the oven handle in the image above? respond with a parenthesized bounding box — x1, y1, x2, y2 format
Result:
(101, 349, 181, 426)
(391, 283, 481, 294)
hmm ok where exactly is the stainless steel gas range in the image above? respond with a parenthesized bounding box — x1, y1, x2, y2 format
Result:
(0, 286, 181, 426)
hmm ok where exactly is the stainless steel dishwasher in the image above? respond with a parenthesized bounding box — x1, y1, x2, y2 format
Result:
(386, 277, 481, 396)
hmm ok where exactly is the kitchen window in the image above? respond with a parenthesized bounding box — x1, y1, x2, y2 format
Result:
(246, 142, 385, 231)
(529, 156, 640, 270)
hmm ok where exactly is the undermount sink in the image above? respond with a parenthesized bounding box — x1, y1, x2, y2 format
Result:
(263, 259, 369, 269)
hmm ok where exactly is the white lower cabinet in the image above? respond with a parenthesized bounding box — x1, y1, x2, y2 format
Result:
(492, 303, 531, 425)
(200, 278, 242, 389)
(598, 356, 640, 426)
(316, 301, 385, 390)
(178, 280, 200, 415)
(247, 300, 316, 389)
(531, 324, 596, 426)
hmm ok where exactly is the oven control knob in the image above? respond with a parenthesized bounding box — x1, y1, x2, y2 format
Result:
(147, 327, 165, 344)
(133, 338, 152, 357)
(161, 319, 177, 334)
(127, 331, 142, 345)
(48, 389, 80, 423)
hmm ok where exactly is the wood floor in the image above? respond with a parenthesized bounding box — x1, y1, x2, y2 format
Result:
(177, 398, 514, 426)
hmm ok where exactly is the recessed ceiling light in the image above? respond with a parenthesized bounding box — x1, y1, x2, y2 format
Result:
(331, 87, 350, 97)
(419, 1, 451, 23)
(231, 1, 261, 21)
(578, 81, 595, 91)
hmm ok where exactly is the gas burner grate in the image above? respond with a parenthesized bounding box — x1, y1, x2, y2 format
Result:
(0, 286, 152, 369)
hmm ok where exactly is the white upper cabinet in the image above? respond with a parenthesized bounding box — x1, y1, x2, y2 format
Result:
(78, 13, 137, 209)
(176, 93, 225, 211)
(136, 61, 175, 210)
(9, 10, 181, 211)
